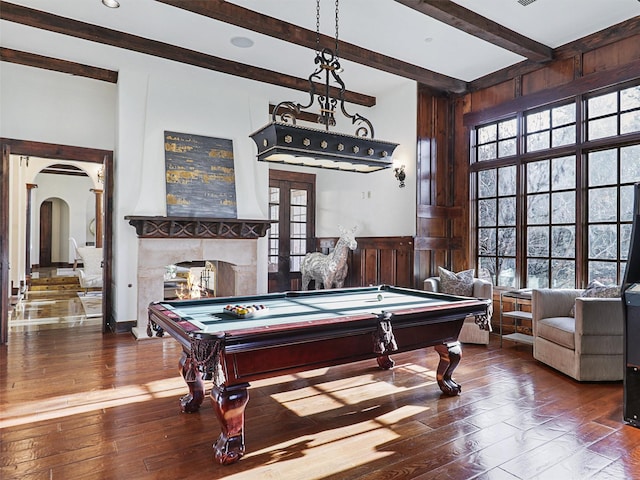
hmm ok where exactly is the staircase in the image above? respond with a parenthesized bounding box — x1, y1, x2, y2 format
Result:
(29, 275, 81, 292)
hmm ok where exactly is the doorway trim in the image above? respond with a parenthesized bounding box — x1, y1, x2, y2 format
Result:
(0, 138, 114, 343)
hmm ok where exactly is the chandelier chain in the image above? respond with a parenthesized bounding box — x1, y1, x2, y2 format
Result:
(334, 0, 340, 60)
(315, 0, 321, 54)
(315, 0, 341, 59)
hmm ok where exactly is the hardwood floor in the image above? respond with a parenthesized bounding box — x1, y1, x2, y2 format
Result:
(2, 317, 640, 479)
(8, 268, 102, 332)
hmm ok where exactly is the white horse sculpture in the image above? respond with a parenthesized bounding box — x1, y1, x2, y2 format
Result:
(301, 225, 358, 290)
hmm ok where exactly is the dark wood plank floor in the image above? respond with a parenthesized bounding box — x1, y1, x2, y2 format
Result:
(2, 325, 640, 479)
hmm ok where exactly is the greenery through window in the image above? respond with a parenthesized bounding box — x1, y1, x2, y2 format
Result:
(472, 82, 640, 288)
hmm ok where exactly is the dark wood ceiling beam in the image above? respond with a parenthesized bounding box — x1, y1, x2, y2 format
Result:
(0, 47, 118, 83)
(155, 0, 467, 93)
(0, 1, 375, 107)
(468, 15, 640, 92)
(394, 0, 553, 63)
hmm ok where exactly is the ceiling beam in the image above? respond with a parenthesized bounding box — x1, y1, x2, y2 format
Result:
(394, 0, 553, 63)
(469, 15, 640, 92)
(0, 1, 375, 107)
(0, 47, 118, 83)
(155, 0, 468, 93)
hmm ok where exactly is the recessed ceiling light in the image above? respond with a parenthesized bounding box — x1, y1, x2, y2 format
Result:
(424, 37, 434, 43)
(230, 36, 254, 48)
(102, 0, 120, 8)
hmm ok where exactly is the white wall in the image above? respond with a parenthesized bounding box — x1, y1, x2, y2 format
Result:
(0, 63, 117, 150)
(1, 27, 417, 326)
(32, 171, 96, 263)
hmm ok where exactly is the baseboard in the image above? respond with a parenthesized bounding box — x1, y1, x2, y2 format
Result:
(112, 320, 136, 334)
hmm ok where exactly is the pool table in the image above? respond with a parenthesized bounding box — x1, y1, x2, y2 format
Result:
(147, 285, 489, 465)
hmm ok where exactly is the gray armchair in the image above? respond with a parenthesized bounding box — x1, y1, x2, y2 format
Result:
(424, 277, 493, 345)
(532, 288, 624, 381)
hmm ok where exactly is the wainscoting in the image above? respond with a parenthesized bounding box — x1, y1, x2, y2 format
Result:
(315, 236, 415, 289)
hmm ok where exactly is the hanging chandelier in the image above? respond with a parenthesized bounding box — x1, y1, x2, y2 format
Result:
(250, 0, 399, 173)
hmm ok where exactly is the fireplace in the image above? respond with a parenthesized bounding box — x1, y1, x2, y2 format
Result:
(125, 216, 273, 339)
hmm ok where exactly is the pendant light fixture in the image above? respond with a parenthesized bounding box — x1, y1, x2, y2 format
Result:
(250, 0, 398, 173)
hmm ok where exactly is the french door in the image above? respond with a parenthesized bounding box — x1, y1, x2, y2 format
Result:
(268, 169, 315, 292)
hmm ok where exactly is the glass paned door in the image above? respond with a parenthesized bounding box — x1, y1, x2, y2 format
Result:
(268, 170, 315, 292)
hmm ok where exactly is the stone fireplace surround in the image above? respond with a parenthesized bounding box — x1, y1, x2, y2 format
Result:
(125, 216, 273, 339)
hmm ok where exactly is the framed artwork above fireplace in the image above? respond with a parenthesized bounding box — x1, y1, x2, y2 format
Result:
(164, 131, 237, 218)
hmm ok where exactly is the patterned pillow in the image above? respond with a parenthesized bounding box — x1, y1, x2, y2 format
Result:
(439, 267, 475, 297)
(582, 280, 620, 298)
(569, 280, 621, 316)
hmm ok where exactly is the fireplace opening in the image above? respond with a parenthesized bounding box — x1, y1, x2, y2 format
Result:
(163, 260, 237, 300)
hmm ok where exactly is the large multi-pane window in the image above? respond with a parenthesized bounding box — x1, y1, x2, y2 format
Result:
(525, 103, 577, 152)
(587, 85, 640, 140)
(525, 155, 576, 288)
(478, 166, 517, 286)
(472, 82, 640, 288)
(587, 144, 640, 283)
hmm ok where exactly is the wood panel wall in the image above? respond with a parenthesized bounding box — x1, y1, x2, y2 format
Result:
(413, 87, 469, 286)
(315, 236, 414, 289)
(414, 31, 640, 286)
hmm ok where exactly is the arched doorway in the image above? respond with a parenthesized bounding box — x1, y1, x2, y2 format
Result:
(38, 197, 70, 268)
(0, 140, 114, 344)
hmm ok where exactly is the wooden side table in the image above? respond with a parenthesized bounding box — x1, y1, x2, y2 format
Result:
(500, 289, 533, 347)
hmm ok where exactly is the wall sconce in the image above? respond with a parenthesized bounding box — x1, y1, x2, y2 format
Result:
(394, 165, 406, 188)
(20, 156, 29, 167)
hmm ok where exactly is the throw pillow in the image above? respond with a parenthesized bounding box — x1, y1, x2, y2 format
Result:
(439, 267, 475, 297)
(569, 280, 621, 316)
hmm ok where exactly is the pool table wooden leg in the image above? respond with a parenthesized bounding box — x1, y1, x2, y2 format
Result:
(211, 383, 250, 465)
(179, 352, 205, 413)
(434, 342, 462, 396)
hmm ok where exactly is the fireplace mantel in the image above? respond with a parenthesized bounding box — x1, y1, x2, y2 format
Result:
(125, 216, 274, 239)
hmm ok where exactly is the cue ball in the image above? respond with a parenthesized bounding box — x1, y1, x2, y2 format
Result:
(377, 294, 383, 301)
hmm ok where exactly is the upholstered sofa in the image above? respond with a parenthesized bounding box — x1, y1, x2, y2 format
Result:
(76, 246, 103, 292)
(424, 277, 493, 345)
(531, 288, 624, 381)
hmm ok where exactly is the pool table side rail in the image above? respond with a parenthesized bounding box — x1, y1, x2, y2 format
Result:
(147, 293, 488, 386)
(147, 296, 487, 349)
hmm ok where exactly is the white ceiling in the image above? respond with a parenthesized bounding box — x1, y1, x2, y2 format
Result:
(1, 0, 639, 97)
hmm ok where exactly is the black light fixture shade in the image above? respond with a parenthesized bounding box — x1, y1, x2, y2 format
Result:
(250, 122, 398, 173)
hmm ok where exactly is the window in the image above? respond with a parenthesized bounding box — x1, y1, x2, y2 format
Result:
(587, 85, 640, 141)
(525, 156, 576, 288)
(472, 81, 640, 288)
(477, 165, 517, 286)
(587, 144, 640, 283)
(474, 118, 518, 161)
(525, 103, 576, 151)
